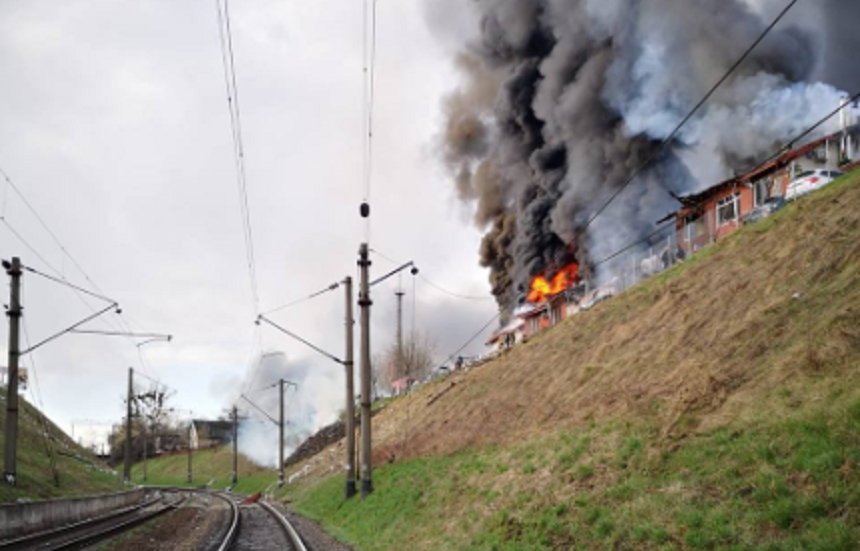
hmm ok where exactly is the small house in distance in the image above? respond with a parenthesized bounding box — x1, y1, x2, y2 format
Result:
(190, 419, 233, 450)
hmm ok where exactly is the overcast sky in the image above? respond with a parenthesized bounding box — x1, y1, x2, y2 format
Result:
(0, 0, 496, 447)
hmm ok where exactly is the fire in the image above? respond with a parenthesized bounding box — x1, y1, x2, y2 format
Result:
(527, 262, 578, 304)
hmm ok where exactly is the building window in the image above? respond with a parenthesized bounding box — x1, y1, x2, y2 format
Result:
(753, 180, 769, 207)
(717, 192, 740, 226)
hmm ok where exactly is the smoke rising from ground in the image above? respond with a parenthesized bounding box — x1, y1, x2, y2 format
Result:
(232, 351, 343, 468)
(435, 0, 853, 310)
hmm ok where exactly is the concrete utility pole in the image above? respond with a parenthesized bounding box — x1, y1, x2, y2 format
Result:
(187, 422, 193, 484)
(232, 406, 238, 485)
(142, 420, 148, 483)
(358, 243, 373, 497)
(279, 378, 285, 487)
(124, 367, 133, 483)
(343, 276, 357, 498)
(3, 257, 22, 486)
(395, 289, 405, 376)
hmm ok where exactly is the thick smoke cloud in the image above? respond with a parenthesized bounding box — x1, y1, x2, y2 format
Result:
(437, 0, 851, 310)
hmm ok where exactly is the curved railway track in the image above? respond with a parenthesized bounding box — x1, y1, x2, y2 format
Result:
(226, 495, 308, 551)
(0, 490, 185, 551)
(0, 489, 307, 551)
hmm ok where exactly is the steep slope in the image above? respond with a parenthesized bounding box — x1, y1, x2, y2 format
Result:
(0, 391, 122, 503)
(284, 169, 860, 551)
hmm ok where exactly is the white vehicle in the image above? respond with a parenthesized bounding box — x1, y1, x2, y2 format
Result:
(785, 169, 844, 201)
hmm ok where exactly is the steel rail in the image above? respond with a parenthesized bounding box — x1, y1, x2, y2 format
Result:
(0, 494, 164, 550)
(258, 499, 308, 551)
(0, 492, 185, 551)
(214, 492, 241, 551)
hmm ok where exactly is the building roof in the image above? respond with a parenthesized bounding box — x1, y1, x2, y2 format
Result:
(670, 127, 856, 215)
(192, 420, 233, 439)
(486, 319, 525, 345)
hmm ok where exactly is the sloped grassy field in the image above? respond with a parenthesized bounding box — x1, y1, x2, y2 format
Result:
(0, 392, 122, 503)
(284, 169, 860, 551)
(130, 445, 276, 495)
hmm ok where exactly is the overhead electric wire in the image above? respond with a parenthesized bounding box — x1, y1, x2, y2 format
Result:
(0, 166, 108, 298)
(366, 0, 379, 202)
(749, 88, 860, 171)
(261, 281, 341, 316)
(0, 168, 150, 365)
(576, 0, 802, 239)
(239, 394, 278, 426)
(370, 248, 493, 301)
(20, 279, 60, 484)
(360, 0, 379, 241)
(22, 265, 116, 304)
(215, 0, 261, 323)
(443, 311, 501, 367)
(587, 87, 860, 274)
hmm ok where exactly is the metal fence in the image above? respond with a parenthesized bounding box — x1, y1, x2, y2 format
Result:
(591, 210, 721, 299)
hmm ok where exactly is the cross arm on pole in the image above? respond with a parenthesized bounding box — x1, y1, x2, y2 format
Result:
(256, 315, 345, 365)
(68, 329, 173, 341)
(239, 395, 278, 426)
(20, 302, 121, 356)
(370, 261, 417, 288)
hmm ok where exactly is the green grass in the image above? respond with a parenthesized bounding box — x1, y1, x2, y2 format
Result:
(0, 390, 123, 503)
(290, 393, 860, 551)
(131, 446, 277, 495)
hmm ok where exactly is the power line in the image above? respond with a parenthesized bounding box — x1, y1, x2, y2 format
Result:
(22, 265, 116, 304)
(0, 166, 107, 298)
(260, 281, 341, 316)
(370, 248, 493, 301)
(20, 281, 60, 484)
(0, 172, 148, 361)
(0, 219, 135, 350)
(215, 0, 261, 322)
(576, 0, 802, 238)
(419, 274, 494, 302)
(443, 311, 501, 367)
(592, 87, 860, 274)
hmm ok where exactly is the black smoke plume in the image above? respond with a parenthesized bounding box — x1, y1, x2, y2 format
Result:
(438, 0, 850, 311)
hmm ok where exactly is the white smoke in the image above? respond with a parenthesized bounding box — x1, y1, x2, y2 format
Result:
(231, 351, 344, 468)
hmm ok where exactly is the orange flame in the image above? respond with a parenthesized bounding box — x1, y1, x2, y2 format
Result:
(527, 262, 578, 304)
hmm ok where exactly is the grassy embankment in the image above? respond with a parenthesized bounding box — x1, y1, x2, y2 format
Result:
(0, 392, 122, 503)
(130, 445, 277, 495)
(284, 169, 860, 550)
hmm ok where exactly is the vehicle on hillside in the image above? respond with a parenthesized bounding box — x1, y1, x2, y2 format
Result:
(741, 196, 787, 225)
(785, 169, 844, 201)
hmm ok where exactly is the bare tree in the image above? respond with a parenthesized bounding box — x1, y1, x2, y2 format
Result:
(377, 332, 437, 390)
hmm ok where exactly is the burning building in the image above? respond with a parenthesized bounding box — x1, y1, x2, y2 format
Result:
(437, 0, 860, 314)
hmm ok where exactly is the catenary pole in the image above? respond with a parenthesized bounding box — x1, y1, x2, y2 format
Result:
(187, 422, 193, 484)
(358, 243, 373, 497)
(3, 257, 22, 486)
(396, 289, 404, 376)
(124, 367, 133, 483)
(344, 276, 357, 498)
(142, 420, 148, 482)
(232, 406, 238, 485)
(279, 378, 285, 487)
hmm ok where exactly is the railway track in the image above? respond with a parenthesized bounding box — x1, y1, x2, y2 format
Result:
(225, 495, 308, 551)
(0, 490, 186, 551)
(0, 489, 307, 551)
